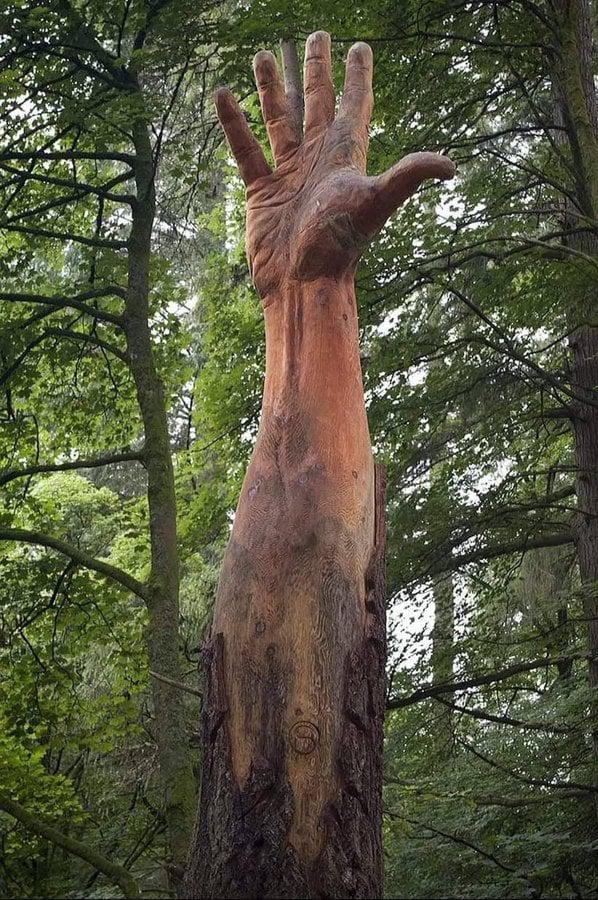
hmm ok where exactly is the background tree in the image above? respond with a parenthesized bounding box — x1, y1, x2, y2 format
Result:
(0, 0, 224, 893)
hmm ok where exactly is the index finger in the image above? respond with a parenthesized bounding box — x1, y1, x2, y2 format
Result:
(214, 88, 272, 186)
(254, 50, 301, 164)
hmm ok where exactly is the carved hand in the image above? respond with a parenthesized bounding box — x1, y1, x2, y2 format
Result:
(215, 31, 455, 304)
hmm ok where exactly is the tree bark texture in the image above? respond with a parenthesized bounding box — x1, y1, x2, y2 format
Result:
(187, 465, 387, 899)
(553, 0, 598, 816)
(185, 32, 455, 899)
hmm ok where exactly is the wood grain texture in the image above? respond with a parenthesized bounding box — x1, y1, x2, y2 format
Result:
(184, 466, 386, 898)
(185, 31, 453, 898)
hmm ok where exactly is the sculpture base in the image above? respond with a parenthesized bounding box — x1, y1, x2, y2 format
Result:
(184, 467, 386, 900)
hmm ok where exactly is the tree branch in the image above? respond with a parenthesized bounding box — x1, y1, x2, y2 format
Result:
(456, 735, 597, 794)
(0, 221, 127, 250)
(0, 163, 135, 204)
(0, 150, 135, 165)
(0, 287, 125, 326)
(434, 695, 577, 733)
(149, 670, 203, 699)
(0, 795, 140, 899)
(386, 811, 521, 878)
(0, 450, 144, 487)
(0, 528, 149, 601)
(386, 652, 595, 709)
(421, 530, 574, 578)
(41, 327, 129, 363)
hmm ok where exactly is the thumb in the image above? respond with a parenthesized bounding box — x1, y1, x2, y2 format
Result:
(355, 152, 456, 235)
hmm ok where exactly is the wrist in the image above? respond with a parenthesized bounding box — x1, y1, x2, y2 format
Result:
(260, 272, 356, 309)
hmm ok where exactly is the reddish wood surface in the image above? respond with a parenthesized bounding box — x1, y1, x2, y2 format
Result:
(185, 32, 454, 899)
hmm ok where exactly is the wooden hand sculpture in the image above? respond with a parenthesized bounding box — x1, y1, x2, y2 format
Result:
(215, 33, 454, 299)
(185, 32, 454, 900)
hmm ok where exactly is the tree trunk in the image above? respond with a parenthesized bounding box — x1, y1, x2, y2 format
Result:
(518, 545, 573, 680)
(184, 31, 453, 896)
(428, 312, 455, 759)
(570, 323, 598, 814)
(553, 0, 598, 819)
(125, 117, 195, 892)
(185, 277, 387, 899)
(431, 570, 455, 755)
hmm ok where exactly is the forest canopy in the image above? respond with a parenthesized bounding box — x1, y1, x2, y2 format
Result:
(0, 0, 597, 897)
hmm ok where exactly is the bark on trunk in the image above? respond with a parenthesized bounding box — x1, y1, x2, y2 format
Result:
(431, 570, 455, 755)
(126, 117, 195, 890)
(553, 0, 598, 820)
(185, 277, 387, 899)
(570, 324, 598, 814)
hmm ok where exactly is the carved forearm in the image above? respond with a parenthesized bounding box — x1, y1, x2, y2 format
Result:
(261, 276, 370, 462)
(228, 275, 374, 555)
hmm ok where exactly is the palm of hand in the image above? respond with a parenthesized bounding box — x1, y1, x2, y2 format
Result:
(215, 32, 455, 303)
(246, 133, 371, 297)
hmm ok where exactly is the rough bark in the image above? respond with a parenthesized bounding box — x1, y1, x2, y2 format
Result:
(186, 464, 386, 899)
(552, 0, 598, 815)
(543, 0, 598, 849)
(125, 116, 195, 890)
(185, 32, 454, 898)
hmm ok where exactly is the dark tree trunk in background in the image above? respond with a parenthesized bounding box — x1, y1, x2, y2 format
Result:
(553, 0, 598, 817)
(570, 322, 598, 811)
(126, 114, 195, 893)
